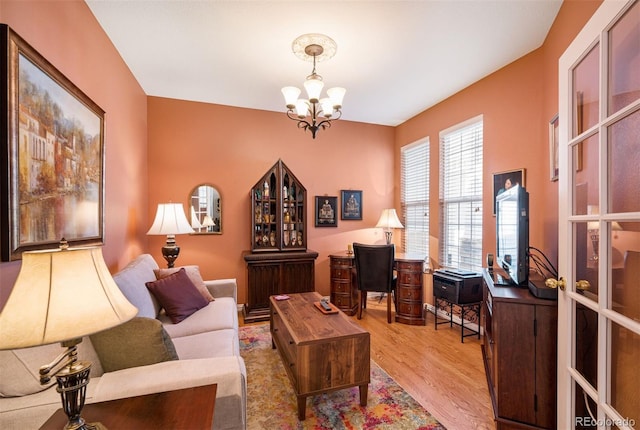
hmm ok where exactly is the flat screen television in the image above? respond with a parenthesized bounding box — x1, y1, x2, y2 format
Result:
(496, 183, 529, 286)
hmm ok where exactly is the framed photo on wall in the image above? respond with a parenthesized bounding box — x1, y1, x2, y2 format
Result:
(340, 190, 362, 220)
(1, 25, 105, 261)
(315, 196, 338, 227)
(492, 169, 526, 215)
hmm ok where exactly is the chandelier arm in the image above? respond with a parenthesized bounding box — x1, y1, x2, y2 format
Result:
(285, 109, 301, 121)
(315, 119, 333, 131)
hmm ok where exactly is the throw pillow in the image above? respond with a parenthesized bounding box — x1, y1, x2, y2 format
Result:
(154, 265, 215, 302)
(145, 268, 209, 323)
(89, 317, 178, 373)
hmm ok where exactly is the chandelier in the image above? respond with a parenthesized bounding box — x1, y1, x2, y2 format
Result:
(281, 34, 346, 139)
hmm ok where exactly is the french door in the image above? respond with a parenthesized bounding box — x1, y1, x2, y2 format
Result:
(557, 0, 640, 428)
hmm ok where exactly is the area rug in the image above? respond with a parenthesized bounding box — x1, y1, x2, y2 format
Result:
(239, 324, 446, 430)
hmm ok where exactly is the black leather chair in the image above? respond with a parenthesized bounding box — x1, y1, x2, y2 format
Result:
(353, 242, 396, 323)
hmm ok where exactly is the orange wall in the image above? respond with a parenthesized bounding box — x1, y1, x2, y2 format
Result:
(147, 97, 394, 304)
(0, 0, 603, 310)
(0, 1, 149, 307)
(394, 0, 602, 298)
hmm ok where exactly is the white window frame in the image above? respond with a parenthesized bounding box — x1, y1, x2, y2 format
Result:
(439, 116, 483, 272)
(401, 139, 429, 257)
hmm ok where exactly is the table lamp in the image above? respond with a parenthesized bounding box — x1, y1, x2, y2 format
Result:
(202, 215, 216, 233)
(0, 242, 138, 430)
(147, 203, 195, 268)
(375, 208, 404, 245)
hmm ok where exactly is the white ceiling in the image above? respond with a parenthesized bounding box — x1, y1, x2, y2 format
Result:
(85, 0, 562, 127)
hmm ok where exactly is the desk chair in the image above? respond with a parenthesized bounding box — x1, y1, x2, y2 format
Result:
(353, 243, 396, 323)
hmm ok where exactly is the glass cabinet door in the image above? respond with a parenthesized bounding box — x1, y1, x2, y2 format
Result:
(251, 159, 306, 252)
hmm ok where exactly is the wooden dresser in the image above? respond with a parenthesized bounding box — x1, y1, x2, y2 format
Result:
(328, 252, 425, 325)
(328, 253, 358, 315)
(482, 269, 557, 429)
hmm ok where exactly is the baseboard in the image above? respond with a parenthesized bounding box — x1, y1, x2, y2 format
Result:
(424, 303, 484, 336)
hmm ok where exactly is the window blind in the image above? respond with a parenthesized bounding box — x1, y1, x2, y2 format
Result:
(439, 119, 483, 271)
(401, 139, 429, 257)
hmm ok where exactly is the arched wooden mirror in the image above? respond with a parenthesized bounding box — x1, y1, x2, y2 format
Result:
(189, 184, 222, 234)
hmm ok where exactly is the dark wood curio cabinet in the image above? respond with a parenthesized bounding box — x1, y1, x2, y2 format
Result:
(244, 159, 318, 322)
(250, 159, 307, 252)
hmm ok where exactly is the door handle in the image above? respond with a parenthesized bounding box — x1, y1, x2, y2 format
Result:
(576, 280, 591, 290)
(545, 277, 566, 291)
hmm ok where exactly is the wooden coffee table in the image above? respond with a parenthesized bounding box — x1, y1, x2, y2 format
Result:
(270, 292, 370, 420)
(39, 384, 217, 429)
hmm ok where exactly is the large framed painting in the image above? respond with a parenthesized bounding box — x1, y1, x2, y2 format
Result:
(492, 168, 526, 215)
(340, 189, 362, 220)
(1, 25, 105, 261)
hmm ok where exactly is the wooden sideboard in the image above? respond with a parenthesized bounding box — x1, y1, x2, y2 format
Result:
(243, 250, 318, 323)
(329, 251, 426, 325)
(482, 268, 557, 429)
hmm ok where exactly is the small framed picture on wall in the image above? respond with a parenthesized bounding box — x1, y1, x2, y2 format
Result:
(315, 196, 338, 227)
(549, 114, 559, 182)
(492, 169, 526, 215)
(340, 190, 362, 220)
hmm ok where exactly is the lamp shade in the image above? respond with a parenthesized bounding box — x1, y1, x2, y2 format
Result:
(281, 86, 301, 109)
(202, 215, 215, 227)
(0, 246, 138, 350)
(190, 206, 203, 229)
(327, 87, 346, 108)
(375, 209, 404, 229)
(147, 203, 195, 235)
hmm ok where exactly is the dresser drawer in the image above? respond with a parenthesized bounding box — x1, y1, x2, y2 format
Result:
(333, 293, 353, 308)
(397, 301, 423, 317)
(397, 286, 422, 301)
(332, 280, 351, 293)
(395, 261, 421, 272)
(397, 270, 422, 286)
(332, 267, 353, 280)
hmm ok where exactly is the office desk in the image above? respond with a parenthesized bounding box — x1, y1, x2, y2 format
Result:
(329, 251, 426, 325)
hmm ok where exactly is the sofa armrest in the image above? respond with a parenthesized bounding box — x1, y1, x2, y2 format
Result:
(92, 357, 246, 430)
(205, 279, 237, 301)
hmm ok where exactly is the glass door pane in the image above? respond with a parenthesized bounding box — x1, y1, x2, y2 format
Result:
(608, 0, 640, 115)
(572, 44, 600, 137)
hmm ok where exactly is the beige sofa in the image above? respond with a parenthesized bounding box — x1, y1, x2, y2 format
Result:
(0, 254, 246, 430)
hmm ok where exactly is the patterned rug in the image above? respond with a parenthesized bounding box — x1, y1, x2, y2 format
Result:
(239, 324, 446, 430)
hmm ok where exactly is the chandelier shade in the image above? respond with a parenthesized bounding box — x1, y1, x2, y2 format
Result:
(282, 33, 345, 139)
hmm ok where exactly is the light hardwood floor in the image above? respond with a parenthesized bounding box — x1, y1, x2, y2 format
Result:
(241, 297, 495, 430)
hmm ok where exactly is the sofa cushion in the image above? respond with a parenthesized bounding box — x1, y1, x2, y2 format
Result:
(159, 297, 238, 339)
(112, 254, 161, 318)
(146, 268, 209, 324)
(172, 329, 240, 359)
(154, 265, 215, 302)
(90, 317, 178, 372)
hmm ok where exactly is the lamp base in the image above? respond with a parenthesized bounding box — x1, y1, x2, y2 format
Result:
(161, 245, 180, 268)
(384, 231, 393, 245)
